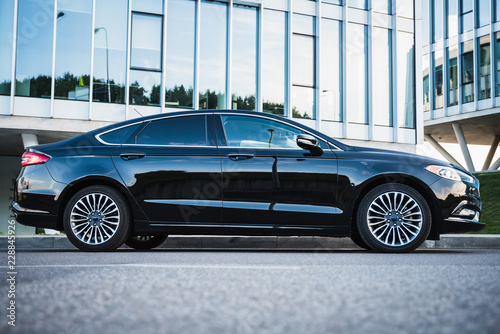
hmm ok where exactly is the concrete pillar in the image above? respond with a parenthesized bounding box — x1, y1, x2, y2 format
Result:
(21, 133, 38, 149)
(482, 136, 500, 171)
(452, 123, 475, 172)
(489, 157, 500, 171)
(424, 134, 465, 169)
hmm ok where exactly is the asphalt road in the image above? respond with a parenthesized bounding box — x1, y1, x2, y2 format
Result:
(1, 249, 500, 334)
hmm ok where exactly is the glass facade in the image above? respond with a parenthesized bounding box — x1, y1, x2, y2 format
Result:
(347, 23, 367, 124)
(372, 27, 392, 126)
(461, 41, 474, 103)
(54, 0, 92, 101)
(422, 0, 430, 46)
(397, 31, 415, 128)
(478, 35, 491, 100)
(199, 1, 227, 110)
(397, 0, 414, 19)
(165, 0, 195, 108)
(0, 0, 15, 95)
(320, 19, 341, 122)
(476, 0, 490, 27)
(433, 50, 444, 109)
(432, 0, 443, 42)
(423, 55, 430, 112)
(262, 9, 286, 116)
(447, 0, 458, 38)
(373, 0, 391, 14)
(447, 46, 458, 106)
(461, 0, 474, 33)
(15, 0, 54, 98)
(497, 32, 500, 97)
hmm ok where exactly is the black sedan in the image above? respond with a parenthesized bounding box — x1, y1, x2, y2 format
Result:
(12, 110, 484, 252)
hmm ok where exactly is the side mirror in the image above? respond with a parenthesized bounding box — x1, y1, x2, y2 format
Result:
(296, 134, 324, 156)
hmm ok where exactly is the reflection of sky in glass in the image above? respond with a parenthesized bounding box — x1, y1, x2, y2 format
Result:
(395, 0, 413, 19)
(348, 0, 366, 10)
(293, 14, 315, 35)
(262, 10, 286, 108)
(346, 23, 367, 124)
(397, 31, 414, 128)
(372, 0, 390, 14)
(293, 35, 314, 87)
(199, 1, 227, 97)
(232, 6, 257, 101)
(0, 0, 14, 92)
(477, 0, 489, 27)
(94, 0, 127, 86)
(55, 0, 92, 78)
(447, 0, 458, 37)
(165, 0, 195, 91)
(292, 86, 314, 119)
(432, 0, 443, 42)
(320, 19, 341, 121)
(372, 27, 391, 126)
(131, 14, 162, 70)
(132, 0, 163, 14)
(15, 0, 54, 81)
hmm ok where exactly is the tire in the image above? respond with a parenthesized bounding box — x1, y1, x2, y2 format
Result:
(125, 235, 168, 250)
(350, 233, 372, 250)
(356, 184, 431, 253)
(63, 186, 132, 252)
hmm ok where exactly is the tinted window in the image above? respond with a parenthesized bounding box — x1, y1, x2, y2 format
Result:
(100, 124, 140, 144)
(136, 116, 207, 146)
(221, 115, 301, 149)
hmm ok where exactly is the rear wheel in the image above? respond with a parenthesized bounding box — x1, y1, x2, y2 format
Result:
(125, 235, 168, 250)
(356, 184, 431, 253)
(63, 186, 132, 252)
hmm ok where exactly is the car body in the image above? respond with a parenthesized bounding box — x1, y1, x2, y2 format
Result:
(12, 110, 484, 252)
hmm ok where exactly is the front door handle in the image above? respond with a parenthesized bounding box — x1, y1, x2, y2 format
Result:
(228, 154, 255, 161)
(120, 153, 146, 161)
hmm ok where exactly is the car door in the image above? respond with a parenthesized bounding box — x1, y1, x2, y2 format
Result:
(112, 114, 222, 224)
(217, 114, 339, 227)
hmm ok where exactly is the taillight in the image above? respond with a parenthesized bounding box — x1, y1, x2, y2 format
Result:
(21, 152, 50, 167)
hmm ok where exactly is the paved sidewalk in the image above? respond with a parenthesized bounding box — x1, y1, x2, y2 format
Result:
(1, 234, 500, 250)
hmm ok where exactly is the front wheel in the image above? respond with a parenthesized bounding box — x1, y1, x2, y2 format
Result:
(63, 186, 132, 252)
(356, 184, 431, 253)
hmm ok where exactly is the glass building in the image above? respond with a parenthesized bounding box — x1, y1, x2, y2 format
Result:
(422, 0, 500, 172)
(0, 0, 417, 234)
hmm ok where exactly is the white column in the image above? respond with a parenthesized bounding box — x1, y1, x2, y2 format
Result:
(452, 122, 475, 172)
(424, 134, 465, 169)
(482, 135, 500, 170)
(21, 134, 38, 149)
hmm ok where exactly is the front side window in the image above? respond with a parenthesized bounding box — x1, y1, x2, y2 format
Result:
(136, 115, 207, 146)
(221, 115, 301, 149)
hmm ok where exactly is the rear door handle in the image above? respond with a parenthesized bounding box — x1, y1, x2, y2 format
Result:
(120, 153, 146, 161)
(228, 154, 255, 161)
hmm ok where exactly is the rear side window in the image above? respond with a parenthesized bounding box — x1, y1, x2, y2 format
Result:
(136, 115, 207, 146)
(100, 124, 140, 144)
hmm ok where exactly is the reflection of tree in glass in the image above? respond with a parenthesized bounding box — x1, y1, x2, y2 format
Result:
(15, 75, 52, 98)
(199, 90, 223, 109)
(129, 82, 160, 106)
(165, 85, 193, 108)
(55, 73, 90, 100)
(232, 95, 255, 110)
(263, 101, 284, 116)
(292, 107, 311, 119)
(93, 79, 125, 104)
(0, 80, 10, 95)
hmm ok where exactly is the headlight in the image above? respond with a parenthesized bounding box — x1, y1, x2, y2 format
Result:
(425, 165, 474, 183)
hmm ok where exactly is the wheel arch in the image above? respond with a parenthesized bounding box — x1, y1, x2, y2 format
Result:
(56, 176, 144, 231)
(349, 173, 442, 240)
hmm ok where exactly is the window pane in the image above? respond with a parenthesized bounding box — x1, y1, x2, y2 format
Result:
(373, 27, 392, 126)
(131, 14, 162, 71)
(262, 10, 286, 116)
(373, 0, 391, 14)
(397, 31, 415, 128)
(15, 0, 54, 98)
(54, 0, 92, 101)
(462, 0, 473, 12)
(447, 0, 458, 37)
(132, 0, 162, 14)
(497, 0, 500, 23)
(478, 35, 491, 100)
(497, 33, 500, 96)
(423, 55, 430, 112)
(199, 1, 227, 110)
(231, 5, 257, 111)
(476, 0, 489, 27)
(291, 86, 315, 119)
(293, 35, 315, 87)
(136, 116, 207, 146)
(221, 115, 301, 149)
(461, 0, 473, 32)
(0, 0, 14, 95)
(93, 0, 128, 104)
(461, 41, 474, 103)
(348, 0, 367, 10)
(320, 19, 341, 122)
(447, 46, 458, 106)
(129, 70, 161, 105)
(422, 0, 430, 46)
(396, 0, 414, 19)
(347, 23, 367, 124)
(432, 0, 443, 42)
(433, 50, 443, 109)
(293, 14, 315, 35)
(165, 0, 195, 108)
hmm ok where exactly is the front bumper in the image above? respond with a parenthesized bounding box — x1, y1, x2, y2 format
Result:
(442, 218, 485, 233)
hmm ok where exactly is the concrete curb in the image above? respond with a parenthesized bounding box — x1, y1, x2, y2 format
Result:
(1, 234, 500, 250)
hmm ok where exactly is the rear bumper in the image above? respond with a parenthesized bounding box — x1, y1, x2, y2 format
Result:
(12, 202, 59, 230)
